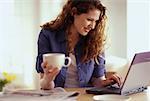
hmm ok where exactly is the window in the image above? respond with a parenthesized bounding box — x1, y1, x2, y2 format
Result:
(0, 0, 64, 89)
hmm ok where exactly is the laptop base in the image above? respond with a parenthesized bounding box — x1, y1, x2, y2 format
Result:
(86, 86, 121, 95)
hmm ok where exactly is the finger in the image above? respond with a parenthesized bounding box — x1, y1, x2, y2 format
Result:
(48, 68, 60, 80)
(52, 68, 60, 76)
(41, 61, 48, 69)
(110, 74, 122, 87)
(103, 80, 114, 87)
(115, 74, 122, 87)
(48, 67, 59, 74)
(43, 64, 53, 73)
(47, 66, 56, 73)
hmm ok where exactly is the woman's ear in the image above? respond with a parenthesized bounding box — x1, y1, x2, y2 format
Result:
(71, 7, 77, 16)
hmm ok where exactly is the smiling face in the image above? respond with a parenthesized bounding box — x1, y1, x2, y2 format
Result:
(72, 9, 100, 36)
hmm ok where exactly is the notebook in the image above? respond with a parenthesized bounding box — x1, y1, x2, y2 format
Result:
(86, 52, 150, 95)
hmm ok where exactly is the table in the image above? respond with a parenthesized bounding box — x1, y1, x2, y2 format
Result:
(1, 87, 150, 101)
(65, 87, 150, 101)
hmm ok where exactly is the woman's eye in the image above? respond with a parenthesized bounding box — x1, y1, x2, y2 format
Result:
(87, 18, 92, 21)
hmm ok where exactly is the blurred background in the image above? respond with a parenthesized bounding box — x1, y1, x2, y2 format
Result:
(0, 0, 149, 89)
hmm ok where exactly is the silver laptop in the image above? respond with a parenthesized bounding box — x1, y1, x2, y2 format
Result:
(86, 52, 150, 95)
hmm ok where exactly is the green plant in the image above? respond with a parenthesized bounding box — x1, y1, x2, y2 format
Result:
(0, 72, 16, 91)
(0, 79, 8, 91)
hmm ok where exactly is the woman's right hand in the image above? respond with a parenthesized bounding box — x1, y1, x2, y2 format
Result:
(41, 61, 60, 82)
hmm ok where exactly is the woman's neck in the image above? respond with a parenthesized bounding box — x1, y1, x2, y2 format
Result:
(69, 24, 80, 47)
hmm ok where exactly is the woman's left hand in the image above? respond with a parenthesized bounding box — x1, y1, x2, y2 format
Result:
(106, 73, 122, 87)
(93, 73, 122, 88)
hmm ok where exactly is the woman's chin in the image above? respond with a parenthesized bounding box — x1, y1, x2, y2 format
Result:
(80, 32, 88, 36)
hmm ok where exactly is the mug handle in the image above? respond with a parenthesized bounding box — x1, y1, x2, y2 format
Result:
(63, 57, 71, 67)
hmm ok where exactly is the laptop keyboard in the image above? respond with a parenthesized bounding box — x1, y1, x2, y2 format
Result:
(107, 84, 120, 90)
(86, 85, 121, 95)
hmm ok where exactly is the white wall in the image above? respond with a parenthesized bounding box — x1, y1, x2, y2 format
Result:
(39, 0, 64, 25)
(103, 0, 150, 60)
(102, 0, 127, 58)
(127, 0, 150, 59)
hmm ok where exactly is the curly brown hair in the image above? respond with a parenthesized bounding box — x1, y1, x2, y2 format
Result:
(41, 0, 107, 63)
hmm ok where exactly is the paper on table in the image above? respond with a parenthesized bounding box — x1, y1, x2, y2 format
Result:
(3, 87, 66, 96)
(0, 87, 79, 101)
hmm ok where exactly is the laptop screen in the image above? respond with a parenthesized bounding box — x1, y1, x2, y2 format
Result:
(121, 52, 150, 95)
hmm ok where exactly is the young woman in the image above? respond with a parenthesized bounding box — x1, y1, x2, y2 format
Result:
(36, 0, 121, 90)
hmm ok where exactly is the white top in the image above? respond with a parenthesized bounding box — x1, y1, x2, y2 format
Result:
(64, 53, 79, 87)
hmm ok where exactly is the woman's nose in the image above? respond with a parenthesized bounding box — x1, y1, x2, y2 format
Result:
(90, 21, 96, 29)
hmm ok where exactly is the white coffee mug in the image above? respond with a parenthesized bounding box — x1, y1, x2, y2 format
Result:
(43, 53, 71, 69)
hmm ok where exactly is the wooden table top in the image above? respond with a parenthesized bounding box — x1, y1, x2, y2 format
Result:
(65, 87, 150, 101)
